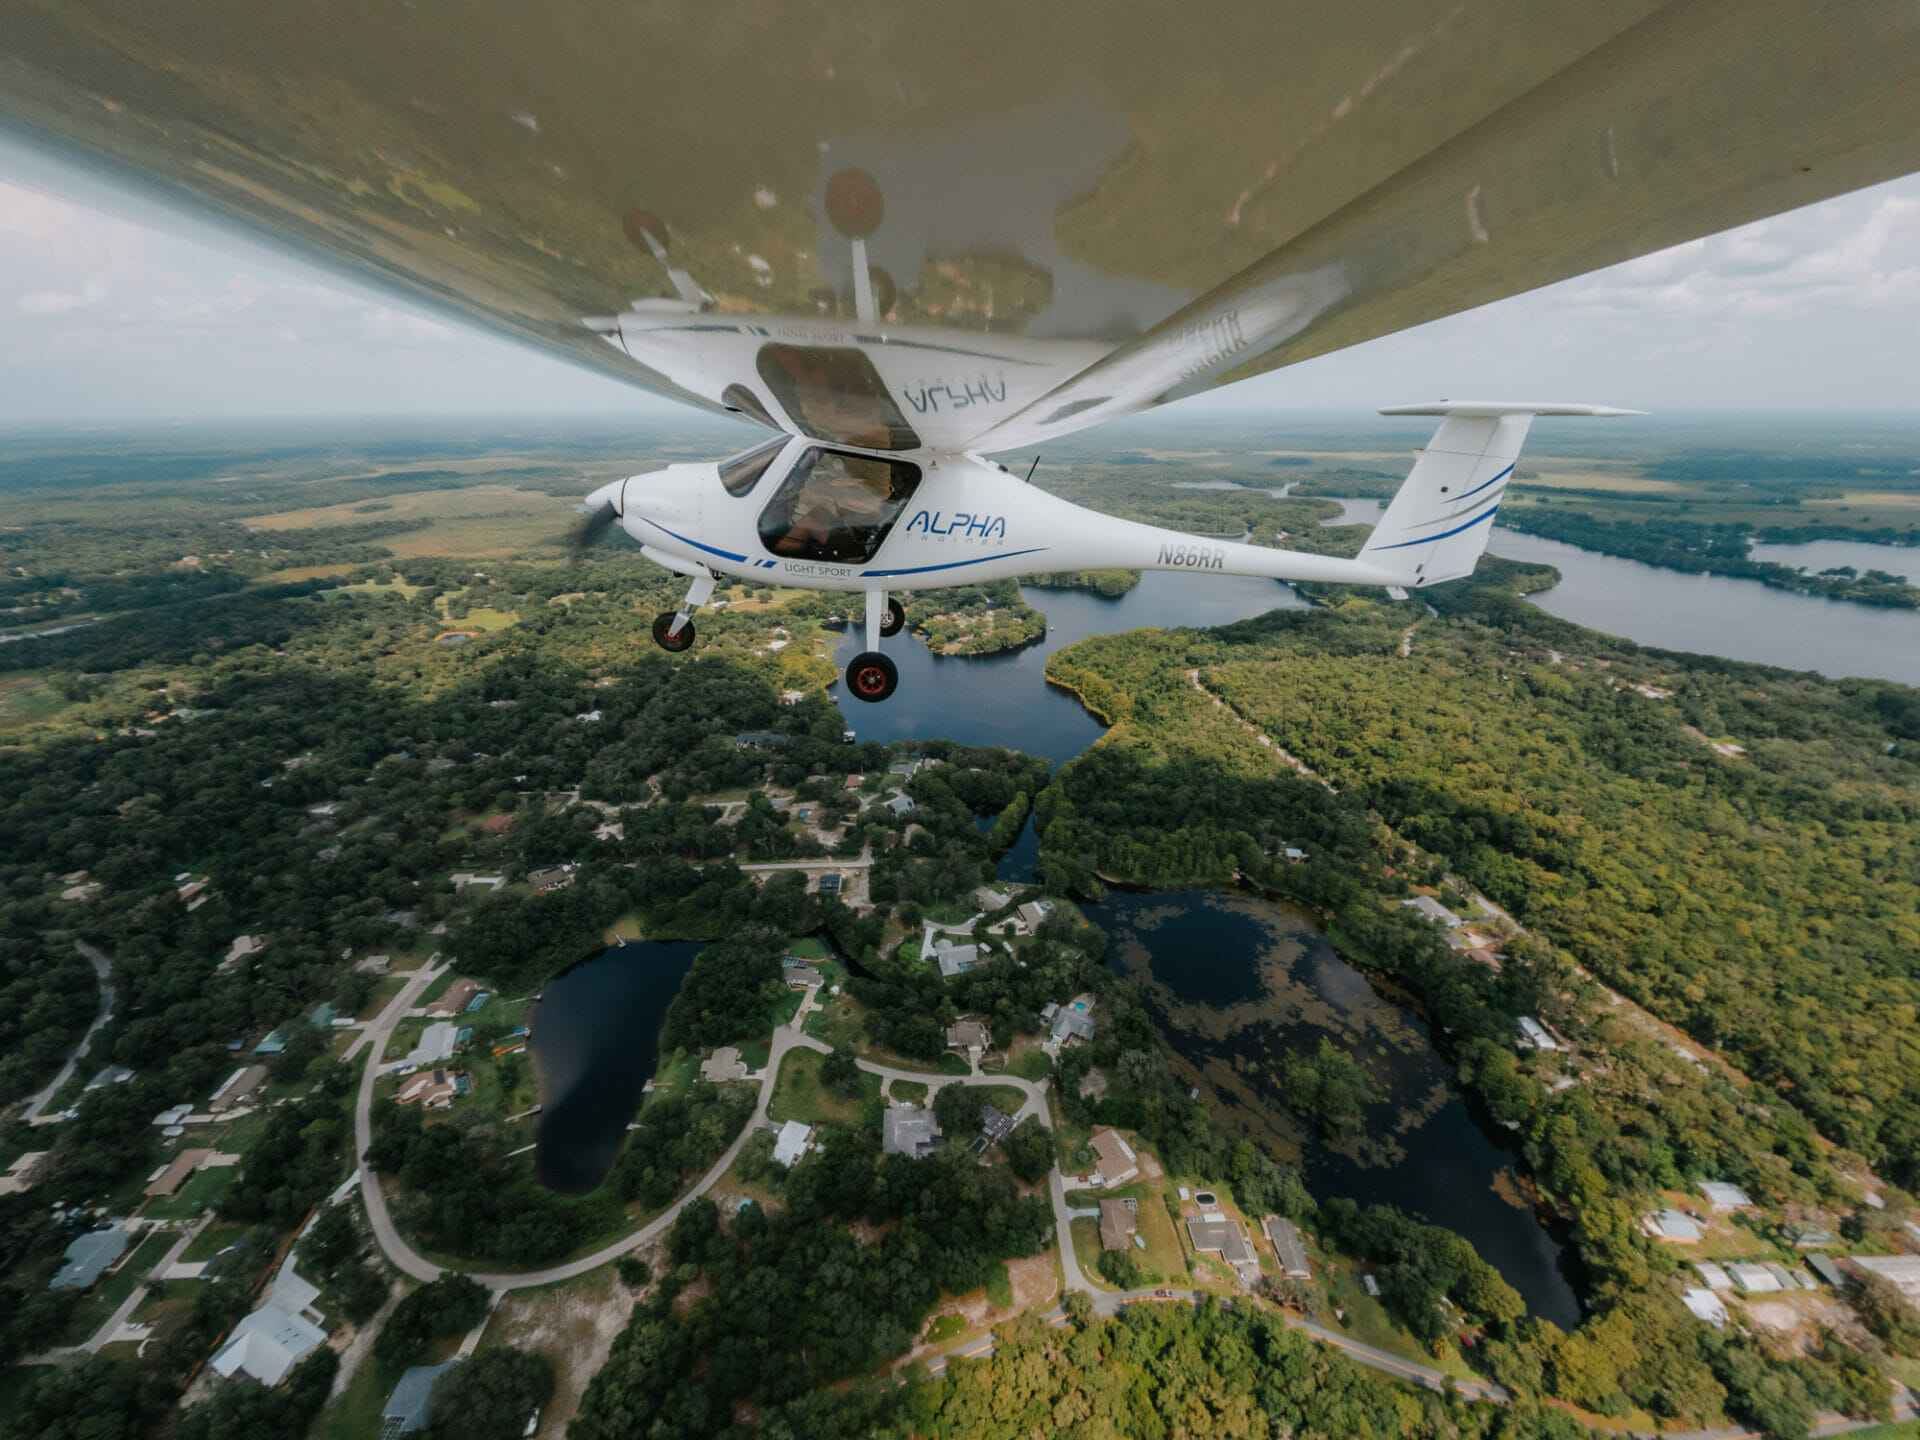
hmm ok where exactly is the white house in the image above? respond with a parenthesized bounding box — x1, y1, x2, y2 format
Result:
(210, 1254, 325, 1386)
(772, 1120, 812, 1169)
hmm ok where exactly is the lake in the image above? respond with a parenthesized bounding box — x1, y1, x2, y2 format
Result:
(1088, 887, 1583, 1329)
(528, 939, 702, 1195)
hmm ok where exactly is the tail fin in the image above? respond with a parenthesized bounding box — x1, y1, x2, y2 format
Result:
(1358, 402, 1639, 588)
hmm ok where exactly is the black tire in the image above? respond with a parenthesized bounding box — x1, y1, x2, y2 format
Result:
(652, 612, 695, 653)
(880, 598, 906, 638)
(845, 650, 898, 703)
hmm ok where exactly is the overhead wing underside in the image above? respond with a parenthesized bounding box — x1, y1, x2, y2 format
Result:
(1, 1, 1915, 444)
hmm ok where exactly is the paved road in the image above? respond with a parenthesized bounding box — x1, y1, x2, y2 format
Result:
(20, 940, 115, 1120)
(23, 1214, 210, 1363)
(736, 845, 873, 874)
(352, 961, 456, 1283)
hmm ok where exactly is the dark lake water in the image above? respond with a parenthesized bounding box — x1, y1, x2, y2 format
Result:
(830, 570, 1306, 762)
(529, 940, 702, 1195)
(1087, 887, 1584, 1330)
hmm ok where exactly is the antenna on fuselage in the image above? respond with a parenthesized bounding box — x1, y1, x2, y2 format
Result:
(1024, 455, 1040, 482)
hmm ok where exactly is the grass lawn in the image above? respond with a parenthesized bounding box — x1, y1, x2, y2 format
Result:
(1845, 1423, 1920, 1440)
(1316, 1245, 1479, 1382)
(1069, 1218, 1118, 1291)
(801, 991, 866, 1049)
(975, 1084, 1028, 1117)
(983, 1262, 1013, 1309)
(56, 1230, 167, 1345)
(786, 937, 830, 960)
(766, 988, 804, 1030)
(889, 1080, 929, 1105)
(924, 1312, 965, 1344)
(141, 1163, 237, 1220)
(766, 1048, 883, 1129)
(418, 970, 464, 1006)
(182, 1220, 246, 1265)
(314, 1352, 409, 1440)
(986, 1042, 1053, 1083)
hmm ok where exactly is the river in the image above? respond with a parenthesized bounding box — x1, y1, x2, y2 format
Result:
(1326, 499, 1920, 685)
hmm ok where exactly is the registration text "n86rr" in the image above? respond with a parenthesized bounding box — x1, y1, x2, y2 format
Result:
(1159, 543, 1225, 570)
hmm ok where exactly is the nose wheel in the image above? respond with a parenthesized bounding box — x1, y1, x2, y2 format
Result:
(651, 571, 715, 653)
(879, 598, 905, 637)
(651, 612, 695, 652)
(846, 651, 898, 703)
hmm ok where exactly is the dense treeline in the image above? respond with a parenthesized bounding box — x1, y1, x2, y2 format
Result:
(902, 579, 1047, 655)
(1035, 583, 1912, 1433)
(571, 1133, 1053, 1438)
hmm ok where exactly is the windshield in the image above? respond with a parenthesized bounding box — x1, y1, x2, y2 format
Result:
(718, 437, 787, 497)
(756, 448, 921, 564)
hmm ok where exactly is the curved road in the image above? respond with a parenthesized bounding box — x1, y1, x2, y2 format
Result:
(20, 940, 115, 1121)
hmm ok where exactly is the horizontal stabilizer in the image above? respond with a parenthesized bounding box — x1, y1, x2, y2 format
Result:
(1358, 402, 1639, 587)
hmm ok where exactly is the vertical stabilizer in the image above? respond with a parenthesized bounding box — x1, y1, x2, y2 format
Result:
(1357, 402, 1639, 587)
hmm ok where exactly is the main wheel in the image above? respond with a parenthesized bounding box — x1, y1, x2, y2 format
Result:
(845, 650, 898, 703)
(879, 597, 906, 637)
(651, 612, 695, 653)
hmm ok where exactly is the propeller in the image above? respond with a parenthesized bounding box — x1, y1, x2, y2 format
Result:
(567, 498, 621, 557)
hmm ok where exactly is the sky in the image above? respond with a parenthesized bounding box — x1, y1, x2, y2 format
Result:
(2, 130, 1919, 425)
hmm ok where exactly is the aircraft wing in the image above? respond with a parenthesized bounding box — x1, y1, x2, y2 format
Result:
(1, 1, 1915, 443)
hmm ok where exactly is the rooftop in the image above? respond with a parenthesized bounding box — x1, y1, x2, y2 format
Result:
(51, 1227, 129, 1290)
(1089, 1128, 1138, 1185)
(1099, 1198, 1137, 1252)
(772, 1119, 812, 1169)
(381, 1362, 460, 1437)
(1402, 894, 1463, 927)
(1187, 1214, 1257, 1271)
(699, 1047, 748, 1084)
(945, 1020, 989, 1051)
(1698, 1181, 1755, 1210)
(1264, 1215, 1311, 1278)
(882, 1108, 941, 1158)
(1645, 1208, 1704, 1242)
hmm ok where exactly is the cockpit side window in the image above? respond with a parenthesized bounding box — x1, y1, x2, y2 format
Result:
(718, 437, 787, 498)
(755, 344, 922, 451)
(756, 448, 922, 565)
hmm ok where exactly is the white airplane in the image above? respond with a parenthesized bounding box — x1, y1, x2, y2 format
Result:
(577, 386, 1633, 702)
(1, 4, 1914, 704)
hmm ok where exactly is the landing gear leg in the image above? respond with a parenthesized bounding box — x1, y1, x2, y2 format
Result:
(652, 571, 715, 653)
(846, 588, 899, 703)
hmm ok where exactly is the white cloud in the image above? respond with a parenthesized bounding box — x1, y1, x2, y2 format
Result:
(17, 276, 109, 315)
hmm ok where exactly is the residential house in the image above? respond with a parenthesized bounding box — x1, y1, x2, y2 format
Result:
(1853, 1254, 1920, 1303)
(145, 1148, 216, 1198)
(1694, 1262, 1733, 1291)
(1698, 1181, 1755, 1212)
(974, 1104, 1017, 1152)
(1727, 1263, 1782, 1293)
(933, 939, 978, 978)
(782, 962, 822, 988)
(0, 1151, 48, 1197)
(396, 1068, 467, 1109)
(883, 1108, 941, 1159)
(1681, 1288, 1729, 1329)
(699, 1048, 748, 1083)
(355, 953, 393, 974)
(527, 864, 575, 894)
(220, 935, 263, 972)
(211, 1254, 326, 1386)
(208, 1064, 268, 1113)
(85, 1064, 134, 1090)
(1264, 1216, 1311, 1279)
(1516, 1016, 1559, 1052)
(1099, 1198, 1137, 1252)
(1644, 1208, 1704, 1242)
(887, 795, 915, 818)
(945, 1020, 989, 1055)
(1186, 1214, 1258, 1280)
(393, 1021, 459, 1072)
(772, 1120, 813, 1169)
(307, 1002, 339, 1029)
(1782, 1222, 1836, 1248)
(382, 1362, 461, 1437)
(1017, 900, 1054, 931)
(816, 873, 844, 895)
(253, 1029, 288, 1056)
(1089, 1128, 1139, 1186)
(429, 979, 482, 1017)
(1051, 996, 1096, 1046)
(51, 1228, 130, 1290)
(735, 732, 792, 750)
(1402, 894, 1464, 927)
(1807, 1254, 1847, 1288)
